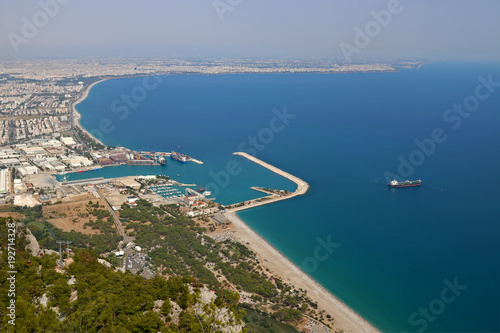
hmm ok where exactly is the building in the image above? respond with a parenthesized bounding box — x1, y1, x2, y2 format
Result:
(0, 149, 20, 159)
(61, 155, 93, 168)
(191, 200, 207, 209)
(127, 196, 139, 204)
(60, 136, 76, 146)
(21, 147, 47, 158)
(0, 169, 9, 195)
(213, 213, 229, 225)
(187, 207, 218, 217)
(39, 193, 50, 202)
(183, 195, 199, 206)
(1, 158, 21, 167)
(16, 165, 39, 176)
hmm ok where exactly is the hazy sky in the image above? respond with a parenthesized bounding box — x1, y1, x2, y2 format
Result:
(0, 0, 499, 60)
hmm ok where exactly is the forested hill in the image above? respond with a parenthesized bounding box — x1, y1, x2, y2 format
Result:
(0, 202, 327, 332)
(0, 217, 244, 332)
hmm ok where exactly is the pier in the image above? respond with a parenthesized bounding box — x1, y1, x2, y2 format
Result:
(126, 160, 159, 166)
(61, 177, 106, 185)
(228, 152, 309, 212)
(137, 151, 171, 156)
(189, 158, 204, 165)
(136, 151, 203, 164)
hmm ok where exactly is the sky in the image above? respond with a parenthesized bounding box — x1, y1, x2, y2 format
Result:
(0, 0, 499, 60)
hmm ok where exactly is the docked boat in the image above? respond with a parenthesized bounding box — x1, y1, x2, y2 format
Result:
(388, 179, 422, 188)
(171, 151, 189, 163)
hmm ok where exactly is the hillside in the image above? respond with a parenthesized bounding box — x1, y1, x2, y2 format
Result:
(0, 205, 321, 332)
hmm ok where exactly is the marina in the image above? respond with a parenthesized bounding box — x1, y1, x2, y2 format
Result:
(149, 184, 186, 199)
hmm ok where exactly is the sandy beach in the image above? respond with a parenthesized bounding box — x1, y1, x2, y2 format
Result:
(72, 79, 108, 147)
(226, 212, 378, 332)
(226, 153, 378, 332)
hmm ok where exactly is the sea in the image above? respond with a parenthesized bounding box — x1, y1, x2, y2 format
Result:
(70, 62, 500, 332)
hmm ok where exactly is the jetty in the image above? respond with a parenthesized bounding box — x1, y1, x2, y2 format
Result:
(228, 152, 309, 212)
(189, 158, 204, 165)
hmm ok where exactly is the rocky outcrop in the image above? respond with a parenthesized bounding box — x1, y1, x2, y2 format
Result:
(24, 222, 57, 257)
(97, 258, 112, 268)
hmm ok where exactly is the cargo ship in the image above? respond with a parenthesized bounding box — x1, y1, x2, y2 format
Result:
(388, 179, 422, 188)
(171, 151, 190, 163)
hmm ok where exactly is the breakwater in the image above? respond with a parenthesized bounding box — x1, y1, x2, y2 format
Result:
(228, 152, 309, 212)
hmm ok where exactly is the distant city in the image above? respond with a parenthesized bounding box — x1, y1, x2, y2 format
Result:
(0, 57, 423, 142)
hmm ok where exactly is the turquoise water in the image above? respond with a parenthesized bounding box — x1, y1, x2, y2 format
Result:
(75, 62, 500, 332)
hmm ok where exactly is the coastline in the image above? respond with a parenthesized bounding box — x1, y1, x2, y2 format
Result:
(71, 81, 378, 332)
(72, 79, 108, 147)
(225, 152, 378, 332)
(226, 212, 378, 333)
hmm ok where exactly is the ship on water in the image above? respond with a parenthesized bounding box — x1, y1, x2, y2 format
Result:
(171, 151, 190, 163)
(388, 179, 422, 188)
(158, 156, 167, 165)
(196, 187, 212, 197)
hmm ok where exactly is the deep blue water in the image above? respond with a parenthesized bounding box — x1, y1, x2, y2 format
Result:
(75, 62, 500, 332)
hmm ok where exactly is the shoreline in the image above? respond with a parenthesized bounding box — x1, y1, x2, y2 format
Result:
(72, 79, 108, 147)
(226, 212, 378, 333)
(225, 152, 378, 332)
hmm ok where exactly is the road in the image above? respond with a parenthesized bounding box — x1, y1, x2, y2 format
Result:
(95, 188, 128, 245)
